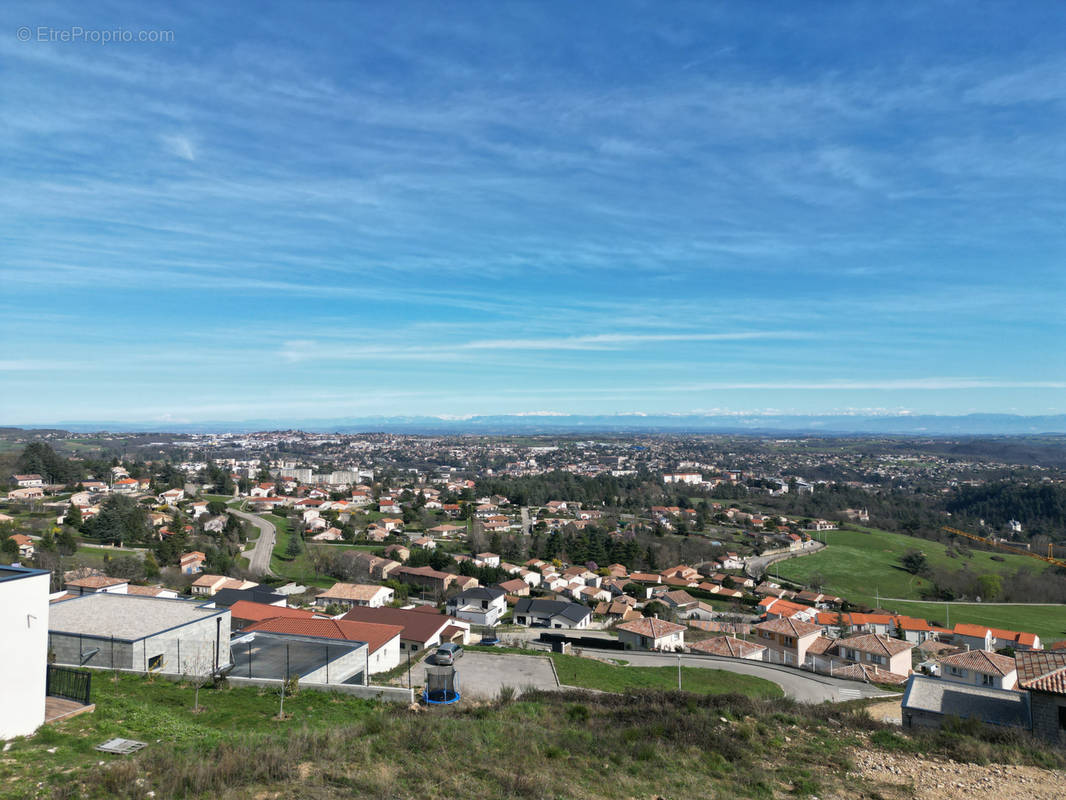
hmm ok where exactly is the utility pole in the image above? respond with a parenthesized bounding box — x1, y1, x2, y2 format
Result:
(677, 653, 682, 691)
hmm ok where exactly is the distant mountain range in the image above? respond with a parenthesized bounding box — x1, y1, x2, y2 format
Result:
(22, 413, 1066, 436)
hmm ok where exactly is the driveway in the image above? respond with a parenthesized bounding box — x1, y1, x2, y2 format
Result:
(229, 509, 276, 577)
(579, 646, 894, 704)
(407, 651, 558, 699)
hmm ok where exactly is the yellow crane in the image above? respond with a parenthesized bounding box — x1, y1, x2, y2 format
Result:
(941, 526, 1066, 569)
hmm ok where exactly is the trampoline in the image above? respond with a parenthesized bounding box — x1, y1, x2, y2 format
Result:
(423, 664, 460, 704)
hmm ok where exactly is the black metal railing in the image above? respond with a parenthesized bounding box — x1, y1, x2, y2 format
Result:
(46, 664, 92, 705)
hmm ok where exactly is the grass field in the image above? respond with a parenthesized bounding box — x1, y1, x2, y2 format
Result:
(550, 653, 784, 698)
(264, 514, 332, 588)
(774, 525, 1066, 641)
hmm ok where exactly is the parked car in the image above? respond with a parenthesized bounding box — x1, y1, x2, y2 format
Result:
(435, 642, 464, 665)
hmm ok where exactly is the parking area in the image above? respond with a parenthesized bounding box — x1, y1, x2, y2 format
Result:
(408, 651, 559, 699)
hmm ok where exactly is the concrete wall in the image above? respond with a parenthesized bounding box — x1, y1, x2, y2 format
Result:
(50, 612, 230, 677)
(226, 676, 413, 703)
(299, 645, 368, 685)
(1030, 691, 1066, 746)
(0, 570, 49, 739)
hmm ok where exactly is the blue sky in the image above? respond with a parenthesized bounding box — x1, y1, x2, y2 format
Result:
(2, 1, 1065, 425)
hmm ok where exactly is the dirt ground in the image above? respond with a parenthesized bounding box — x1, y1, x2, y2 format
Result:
(864, 697, 903, 725)
(845, 739, 1066, 800)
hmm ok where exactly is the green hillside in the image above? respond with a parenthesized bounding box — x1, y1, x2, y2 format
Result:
(773, 526, 1066, 642)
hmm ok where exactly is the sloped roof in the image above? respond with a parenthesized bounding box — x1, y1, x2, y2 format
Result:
(690, 636, 766, 658)
(617, 617, 686, 639)
(243, 617, 402, 654)
(341, 606, 456, 645)
(839, 633, 913, 657)
(939, 649, 1017, 677)
(903, 674, 1031, 727)
(1015, 651, 1066, 694)
(317, 583, 391, 602)
(755, 616, 822, 638)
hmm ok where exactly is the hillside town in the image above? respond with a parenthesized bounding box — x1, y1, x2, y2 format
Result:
(2, 431, 1064, 754)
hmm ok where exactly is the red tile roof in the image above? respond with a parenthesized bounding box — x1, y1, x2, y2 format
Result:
(939, 649, 1016, 677)
(616, 617, 686, 639)
(244, 617, 402, 654)
(229, 600, 315, 624)
(1015, 651, 1066, 694)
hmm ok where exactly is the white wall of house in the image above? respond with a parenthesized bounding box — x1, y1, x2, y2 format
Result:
(367, 635, 401, 675)
(941, 665, 1017, 691)
(0, 569, 49, 739)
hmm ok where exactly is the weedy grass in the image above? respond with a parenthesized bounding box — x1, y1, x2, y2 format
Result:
(2, 675, 1062, 800)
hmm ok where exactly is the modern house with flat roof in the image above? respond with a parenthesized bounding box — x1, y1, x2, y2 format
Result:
(0, 566, 50, 739)
(48, 593, 230, 676)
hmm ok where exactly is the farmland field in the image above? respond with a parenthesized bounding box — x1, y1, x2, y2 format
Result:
(773, 525, 1065, 641)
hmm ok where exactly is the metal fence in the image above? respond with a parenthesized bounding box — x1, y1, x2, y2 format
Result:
(46, 664, 92, 705)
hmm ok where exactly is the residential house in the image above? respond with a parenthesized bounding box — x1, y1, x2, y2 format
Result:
(228, 600, 316, 630)
(159, 489, 184, 506)
(342, 606, 469, 657)
(446, 587, 507, 627)
(10, 534, 34, 559)
(243, 617, 402, 675)
(939, 650, 1018, 691)
(315, 583, 394, 610)
(384, 544, 410, 562)
(10, 474, 44, 488)
(190, 574, 258, 597)
(0, 566, 49, 739)
(512, 598, 591, 629)
(354, 553, 401, 581)
(392, 566, 456, 597)
(754, 617, 824, 667)
(476, 552, 501, 568)
(759, 597, 817, 623)
(835, 633, 914, 677)
(179, 551, 206, 575)
(1016, 651, 1066, 745)
(952, 624, 994, 651)
(990, 628, 1042, 652)
(65, 576, 129, 595)
(902, 674, 1031, 733)
(497, 578, 530, 597)
(616, 617, 686, 652)
(690, 635, 767, 661)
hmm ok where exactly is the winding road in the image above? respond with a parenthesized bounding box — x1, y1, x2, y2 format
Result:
(229, 508, 277, 577)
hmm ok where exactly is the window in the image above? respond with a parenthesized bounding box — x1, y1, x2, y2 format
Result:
(950, 667, 967, 678)
(981, 674, 994, 686)
(1058, 706, 1066, 731)
(148, 654, 164, 670)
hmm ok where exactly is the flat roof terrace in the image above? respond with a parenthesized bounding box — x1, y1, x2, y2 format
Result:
(48, 593, 227, 642)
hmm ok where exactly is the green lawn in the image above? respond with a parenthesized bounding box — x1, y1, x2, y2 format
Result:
(264, 514, 332, 588)
(853, 598, 1066, 644)
(0, 672, 380, 797)
(774, 525, 1066, 641)
(549, 653, 783, 699)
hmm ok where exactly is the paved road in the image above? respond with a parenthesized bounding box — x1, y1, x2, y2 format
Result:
(745, 541, 824, 579)
(409, 651, 558, 699)
(579, 646, 892, 704)
(230, 509, 276, 577)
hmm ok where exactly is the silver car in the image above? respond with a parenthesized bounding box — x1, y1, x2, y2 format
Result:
(435, 642, 463, 665)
